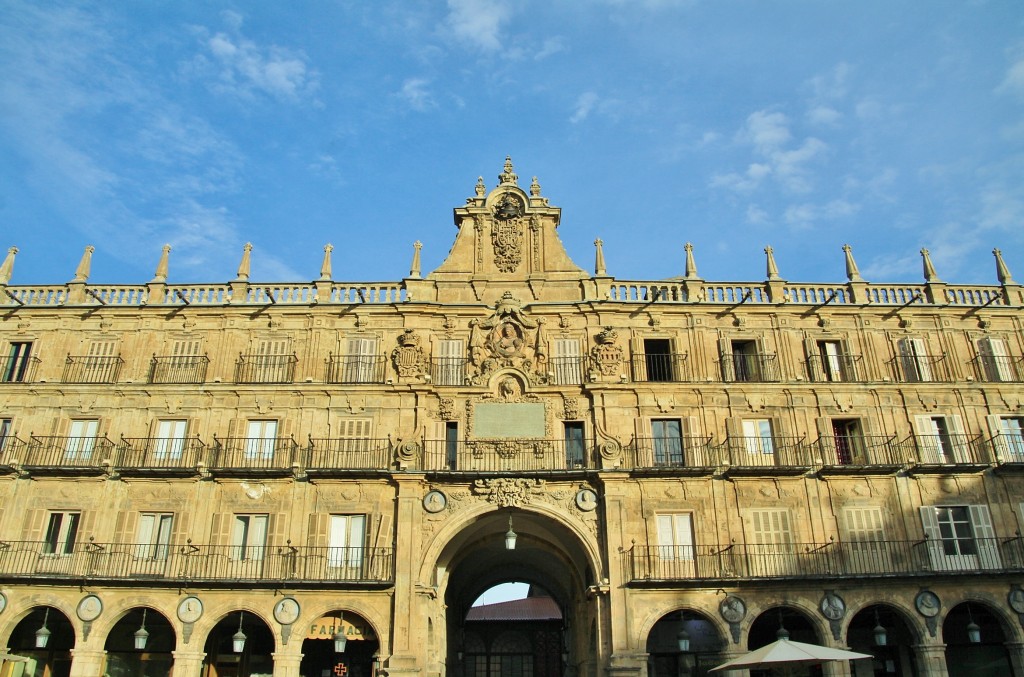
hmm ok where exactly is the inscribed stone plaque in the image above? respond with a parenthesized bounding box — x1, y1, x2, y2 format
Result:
(474, 402, 545, 438)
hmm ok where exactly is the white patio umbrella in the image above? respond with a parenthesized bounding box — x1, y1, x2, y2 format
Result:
(710, 636, 873, 676)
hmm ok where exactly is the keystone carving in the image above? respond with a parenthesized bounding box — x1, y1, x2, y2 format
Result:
(468, 292, 548, 385)
(471, 477, 545, 507)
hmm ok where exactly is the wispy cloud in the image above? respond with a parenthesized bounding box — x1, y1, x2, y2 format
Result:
(570, 92, 600, 124)
(443, 0, 513, 52)
(712, 110, 827, 194)
(396, 78, 438, 112)
(188, 11, 319, 103)
(996, 55, 1024, 98)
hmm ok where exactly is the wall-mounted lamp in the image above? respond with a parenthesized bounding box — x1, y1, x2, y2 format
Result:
(35, 608, 51, 649)
(966, 604, 981, 644)
(505, 514, 517, 550)
(134, 609, 150, 650)
(872, 608, 887, 647)
(232, 612, 247, 653)
(333, 612, 347, 653)
(676, 611, 690, 652)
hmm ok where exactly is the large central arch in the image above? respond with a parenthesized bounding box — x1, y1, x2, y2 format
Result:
(423, 502, 604, 677)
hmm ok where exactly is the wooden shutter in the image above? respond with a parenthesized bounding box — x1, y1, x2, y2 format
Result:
(171, 512, 189, 546)
(267, 513, 288, 547)
(88, 340, 117, 358)
(307, 513, 330, 548)
(172, 339, 201, 359)
(210, 513, 232, 546)
(23, 509, 46, 540)
(751, 509, 792, 545)
(803, 338, 819, 381)
(113, 511, 139, 545)
(978, 337, 1011, 381)
(987, 415, 1009, 459)
(918, 506, 945, 570)
(79, 510, 96, 541)
(969, 505, 1001, 569)
(341, 418, 372, 439)
(843, 507, 885, 541)
(914, 416, 941, 463)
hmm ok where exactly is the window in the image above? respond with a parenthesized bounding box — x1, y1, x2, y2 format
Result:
(841, 507, 891, 573)
(135, 513, 173, 560)
(652, 419, 683, 466)
(742, 419, 774, 455)
(435, 339, 465, 386)
(564, 422, 585, 467)
(43, 512, 80, 555)
(551, 338, 583, 385)
(344, 337, 379, 383)
(920, 505, 1000, 571)
(3, 342, 33, 382)
(230, 514, 268, 561)
(445, 422, 459, 470)
(251, 338, 291, 382)
(998, 416, 1024, 458)
(731, 340, 760, 382)
(749, 509, 794, 575)
(897, 338, 932, 382)
(830, 419, 864, 465)
(978, 337, 1015, 382)
(245, 420, 278, 459)
(816, 340, 846, 382)
(0, 418, 11, 454)
(656, 513, 694, 561)
(328, 514, 366, 570)
(153, 420, 187, 458)
(914, 415, 968, 463)
(643, 338, 673, 382)
(66, 419, 99, 458)
(85, 340, 119, 381)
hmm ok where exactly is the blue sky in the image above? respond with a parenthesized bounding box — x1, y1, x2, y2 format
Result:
(1, 1, 1022, 287)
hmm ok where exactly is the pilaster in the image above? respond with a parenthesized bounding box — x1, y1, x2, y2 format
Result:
(386, 472, 428, 677)
(913, 642, 949, 677)
(272, 649, 305, 677)
(1005, 641, 1024, 677)
(69, 648, 107, 677)
(171, 649, 208, 677)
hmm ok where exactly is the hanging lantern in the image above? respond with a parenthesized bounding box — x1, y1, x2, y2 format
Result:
(232, 612, 247, 653)
(966, 604, 981, 644)
(872, 609, 887, 647)
(134, 609, 150, 650)
(333, 612, 347, 653)
(35, 609, 51, 649)
(505, 514, 517, 550)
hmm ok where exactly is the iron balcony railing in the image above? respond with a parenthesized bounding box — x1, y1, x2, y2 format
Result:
(422, 439, 593, 472)
(892, 354, 952, 383)
(720, 435, 810, 467)
(814, 434, 909, 466)
(0, 435, 27, 465)
(148, 355, 209, 384)
(325, 354, 387, 384)
(62, 355, 123, 383)
(118, 436, 208, 469)
(630, 353, 690, 383)
(549, 356, 587, 385)
(0, 541, 394, 584)
(628, 436, 716, 469)
(988, 433, 1024, 463)
(234, 354, 297, 384)
(904, 434, 990, 465)
(2, 355, 40, 383)
(211, 436, 300, 470)
(430, 358, 467, 386)
(806, 353, 862, 382)
(721, 353, 780, 382)
(623, 536, 1024, 583)
(972, 355, 1024, 383)
(23, 435, 117, 468)
(307, 437, 391, 471)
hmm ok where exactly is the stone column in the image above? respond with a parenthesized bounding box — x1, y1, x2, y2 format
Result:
(171, 649, 208, 677)
(913, 642, 949, 677)
(1005, 641, 1024, 677)
(272, 649, 305, 677)
(383, 473, 427, 677)
(69, 647, 107, 677)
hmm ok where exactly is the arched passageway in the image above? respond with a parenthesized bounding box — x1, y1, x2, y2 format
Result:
(943, 602, 1012, 677)
(747, 606, 824, 677)
(846, 604, 918, 676)
(299, 610, 380, 677)
(6, 606, 75, 677)
(646, 609, 725, 677)
(202, 611, 275, 677)
(103, 606, 176, 677)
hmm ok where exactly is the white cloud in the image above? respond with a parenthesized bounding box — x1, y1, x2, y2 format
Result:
(715, 110, 827, 194)
(570, 92, 600, 124)
(783, 199, 858, 229)
(807, 105, 841, 126)
(444, 0, 513, 52)
(397, 78, 437, 112)
(996, 56, 1024, 98)
(806, 62, 851, 103)
(535, 36, 566, 60)
(739, 110, 792, 153)
(746, 204, 769, 225)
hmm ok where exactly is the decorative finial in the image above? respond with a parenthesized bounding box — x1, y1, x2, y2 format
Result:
(594, 238, 606, 276)
(72, 245, 95, 283)
(0, 246, 18, 285)
(684, 242, 699, 279)
(475, 177, 486, 197)
(320, 244, 334, 281)
(920, 248, 940, 283)
(410, 241, 423, 279)
(235, 242, 253, 282)
(994, 248, 1014, 284)
(498, 156, 518, 186)
(530, 176, 541, 196)
(150, 244, 171, 283)
(765, 245, 781, 281)
(842, 244, 863, 282)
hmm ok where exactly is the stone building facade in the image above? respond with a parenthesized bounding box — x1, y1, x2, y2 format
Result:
(0, 158, 1023, 677)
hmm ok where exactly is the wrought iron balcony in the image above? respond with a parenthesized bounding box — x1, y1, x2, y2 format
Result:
(806, 353, 862, 382)
(972, 355, 1023, 383)
(0, 434, 26, 466)
(61, 355, 123, 384)
(623, 536, 1024, 583)
(148, 355, 209, 384)
(904, 434, 990, 466)
(814, 434, 909, 467)
(627, 436, 716, 469)
(234, 354, 297, 384)
(326, 354, 387, 384)
(1, 355, 40, 383)
(720, 435, 810, 468)
(118, 436, 208, 470)
(422, 439, 593, 472)
(307, 437, 392, 471)
(989, 433, 1024, 463)
(22, 435, 117, 469)
(630, 353, 690, 383)
(211, 436, 300, 471)
(0, 541, 394, 585)
(892, 354, 952, 383)
(430, 358, 467, 386)
(721, 353, 780, 382)
(549, 356, 587, 385)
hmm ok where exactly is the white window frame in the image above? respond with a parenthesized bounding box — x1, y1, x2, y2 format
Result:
(153, 419, 187, 459)
(345, 337, 378, 383)
(978, 337, 1012, 382)
(651, 419, 683, 465)
(914, 415, 968, 463)
(749, 508, 795, 575)
(552, 338, 583, 385)
(742, 419, 774, 455)
(43, 512, 81, 555)
(920, 505, 1000, 571)
(230, 514, 268, 561)
(898, 338, 932, 382)
(818, 340, 845, 382)
(435, 339, 465, 386)
(328, 514, 366, 569)
(245, 420, 278, 459)
(66, 419, 99, 459)
(135, 513, 174, 560)
(656, 513, 694, 561)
